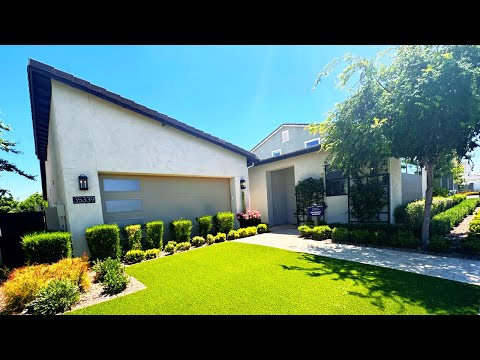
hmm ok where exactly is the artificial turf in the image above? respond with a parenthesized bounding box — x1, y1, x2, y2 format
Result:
(67, 242, 480, 315)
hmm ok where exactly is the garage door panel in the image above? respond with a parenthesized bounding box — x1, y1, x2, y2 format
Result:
(99, 175, 231, 238)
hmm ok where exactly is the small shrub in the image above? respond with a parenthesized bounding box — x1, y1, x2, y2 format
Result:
(310, 226, 332, 241)
(428, 235, 452, 253)
(174, 242, 191, 252)
(237, 228, 248, 238)
(214, 212, 235, 234)
(393, 204, 408, 224)
(144, 248, 160, 260)
(205, 234, 215, 245)
(191, 236, 206, 247)
(103, 270, 129, 295)
(392, 230, 420, 248)
(257, 224, 269, 234)
(92, 257, 123, 283)
(26, 279, 80, 315)
(459, 234, 480, 254)
(331, 227, 349, 243)
(124, 250, 145, 264)
(298, 225, 313, 238)
(214, 232, 226, 243)
(246, 226, 257, 236)
(227, 230, 239, 240)
(171, 219, 193, 243)
(145, 221, 164, 249)
(349, 230, 371, 244)
(370, 230, 388, 246)
(469, 220, 480, 234)
(86, 224, 121, 261)
(432, 186, 449, 197)
(22, 231, 73, 264)
(1, 257, 90, 314)
(196, 215, 213, 238)
(124, 224, 142, 251)
(164, 241, 177, 254)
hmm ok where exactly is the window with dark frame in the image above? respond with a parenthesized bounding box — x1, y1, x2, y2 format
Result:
(325, 164, 348, 196)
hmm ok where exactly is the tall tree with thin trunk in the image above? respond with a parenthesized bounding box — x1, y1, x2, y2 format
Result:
(309, 45, 480, 248)
(1, 118, 36, 196)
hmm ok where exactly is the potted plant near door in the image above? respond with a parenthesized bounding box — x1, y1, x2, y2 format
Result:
(236, 209, 261, 228)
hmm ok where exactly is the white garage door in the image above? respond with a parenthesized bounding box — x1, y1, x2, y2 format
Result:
(99, 174, 232, 239)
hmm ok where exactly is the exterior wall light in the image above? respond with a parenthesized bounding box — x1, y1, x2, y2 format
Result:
(79, 174, 88, 190)
(240, 179, 246, 189)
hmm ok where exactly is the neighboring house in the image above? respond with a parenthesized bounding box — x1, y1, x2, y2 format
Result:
(28, 59, 257, 256)
(251, 124, 320, 160)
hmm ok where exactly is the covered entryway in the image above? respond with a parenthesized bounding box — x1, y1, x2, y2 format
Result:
(99, 174, 232, 239)
(267, 167, 296, 226)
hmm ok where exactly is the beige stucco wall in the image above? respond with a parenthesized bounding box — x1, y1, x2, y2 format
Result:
(249, 150, 349, 225)
(48, 80, 250, 256)
(250, 152, 403, 225)
(388, 157, 402, 223)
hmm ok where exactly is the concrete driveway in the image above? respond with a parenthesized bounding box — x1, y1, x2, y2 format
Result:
(235, 225, 480, 286)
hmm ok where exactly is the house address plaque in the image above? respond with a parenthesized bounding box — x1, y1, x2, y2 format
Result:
(73, 196, 95, 204)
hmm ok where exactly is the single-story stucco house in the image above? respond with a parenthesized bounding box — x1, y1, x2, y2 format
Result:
(28, 59, 427, 256)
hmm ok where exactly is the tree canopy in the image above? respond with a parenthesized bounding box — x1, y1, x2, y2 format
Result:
(310, 45, 480, 247)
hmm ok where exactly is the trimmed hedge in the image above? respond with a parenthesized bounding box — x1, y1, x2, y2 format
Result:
(124, 224, 142, 251)
(246, 226, 257, 236)
(124, 250, 145, 264)
(331, 226, 419, 249)
(145, 221, 164, 249)
(196, 215, 213, 238)
(22, 231, 73, 264)
(86, 224, 121, 261)
(460, 234, 480, 254)
(430, 198, 480, 236)
(428, 235, 452, 253)
(298, 225, 332, 240)
(171, 219, 193, 243)
(214, 212, 235, 234)
(394, 195, 466, 232)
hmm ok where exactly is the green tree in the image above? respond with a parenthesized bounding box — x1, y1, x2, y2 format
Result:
(0, 192, 18, 213)
(310, 45, 480, 248)
(16, 192, 47, 212)
(434, 152, 465, 186)
(1, 119, 36, 196)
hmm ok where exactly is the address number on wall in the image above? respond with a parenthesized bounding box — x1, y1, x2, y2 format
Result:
(73, 196, 96, 204)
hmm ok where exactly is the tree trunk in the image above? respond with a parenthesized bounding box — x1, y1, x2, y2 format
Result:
(421, 162, 434, 249)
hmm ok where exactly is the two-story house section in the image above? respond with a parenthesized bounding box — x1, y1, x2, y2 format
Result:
(250, 124, 320, 160)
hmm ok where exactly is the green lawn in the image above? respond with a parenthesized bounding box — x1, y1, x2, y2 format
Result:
(67, 242, 480, 315)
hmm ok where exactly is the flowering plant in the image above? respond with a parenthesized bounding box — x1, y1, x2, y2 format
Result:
(236, 209, 261, 221)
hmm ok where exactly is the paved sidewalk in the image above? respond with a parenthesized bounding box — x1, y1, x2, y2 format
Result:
(235, 226, 480, 286)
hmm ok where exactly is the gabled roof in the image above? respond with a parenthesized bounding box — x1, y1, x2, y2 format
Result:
(252, 144, 321, 166)
(250, 123, 309, 152)
(27, 59, 258, 162)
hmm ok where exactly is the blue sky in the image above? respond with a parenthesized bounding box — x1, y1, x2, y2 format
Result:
(1, 45, 478, 200)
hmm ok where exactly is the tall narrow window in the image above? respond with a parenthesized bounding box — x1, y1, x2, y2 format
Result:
(282, 130, 289, 142)
(325, 165, 348, 196)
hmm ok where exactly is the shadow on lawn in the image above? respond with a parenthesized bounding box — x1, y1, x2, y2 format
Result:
(281, 253, 480, 314)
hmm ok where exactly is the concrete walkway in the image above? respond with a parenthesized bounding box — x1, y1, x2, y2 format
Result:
(235, 225, 480, 286)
